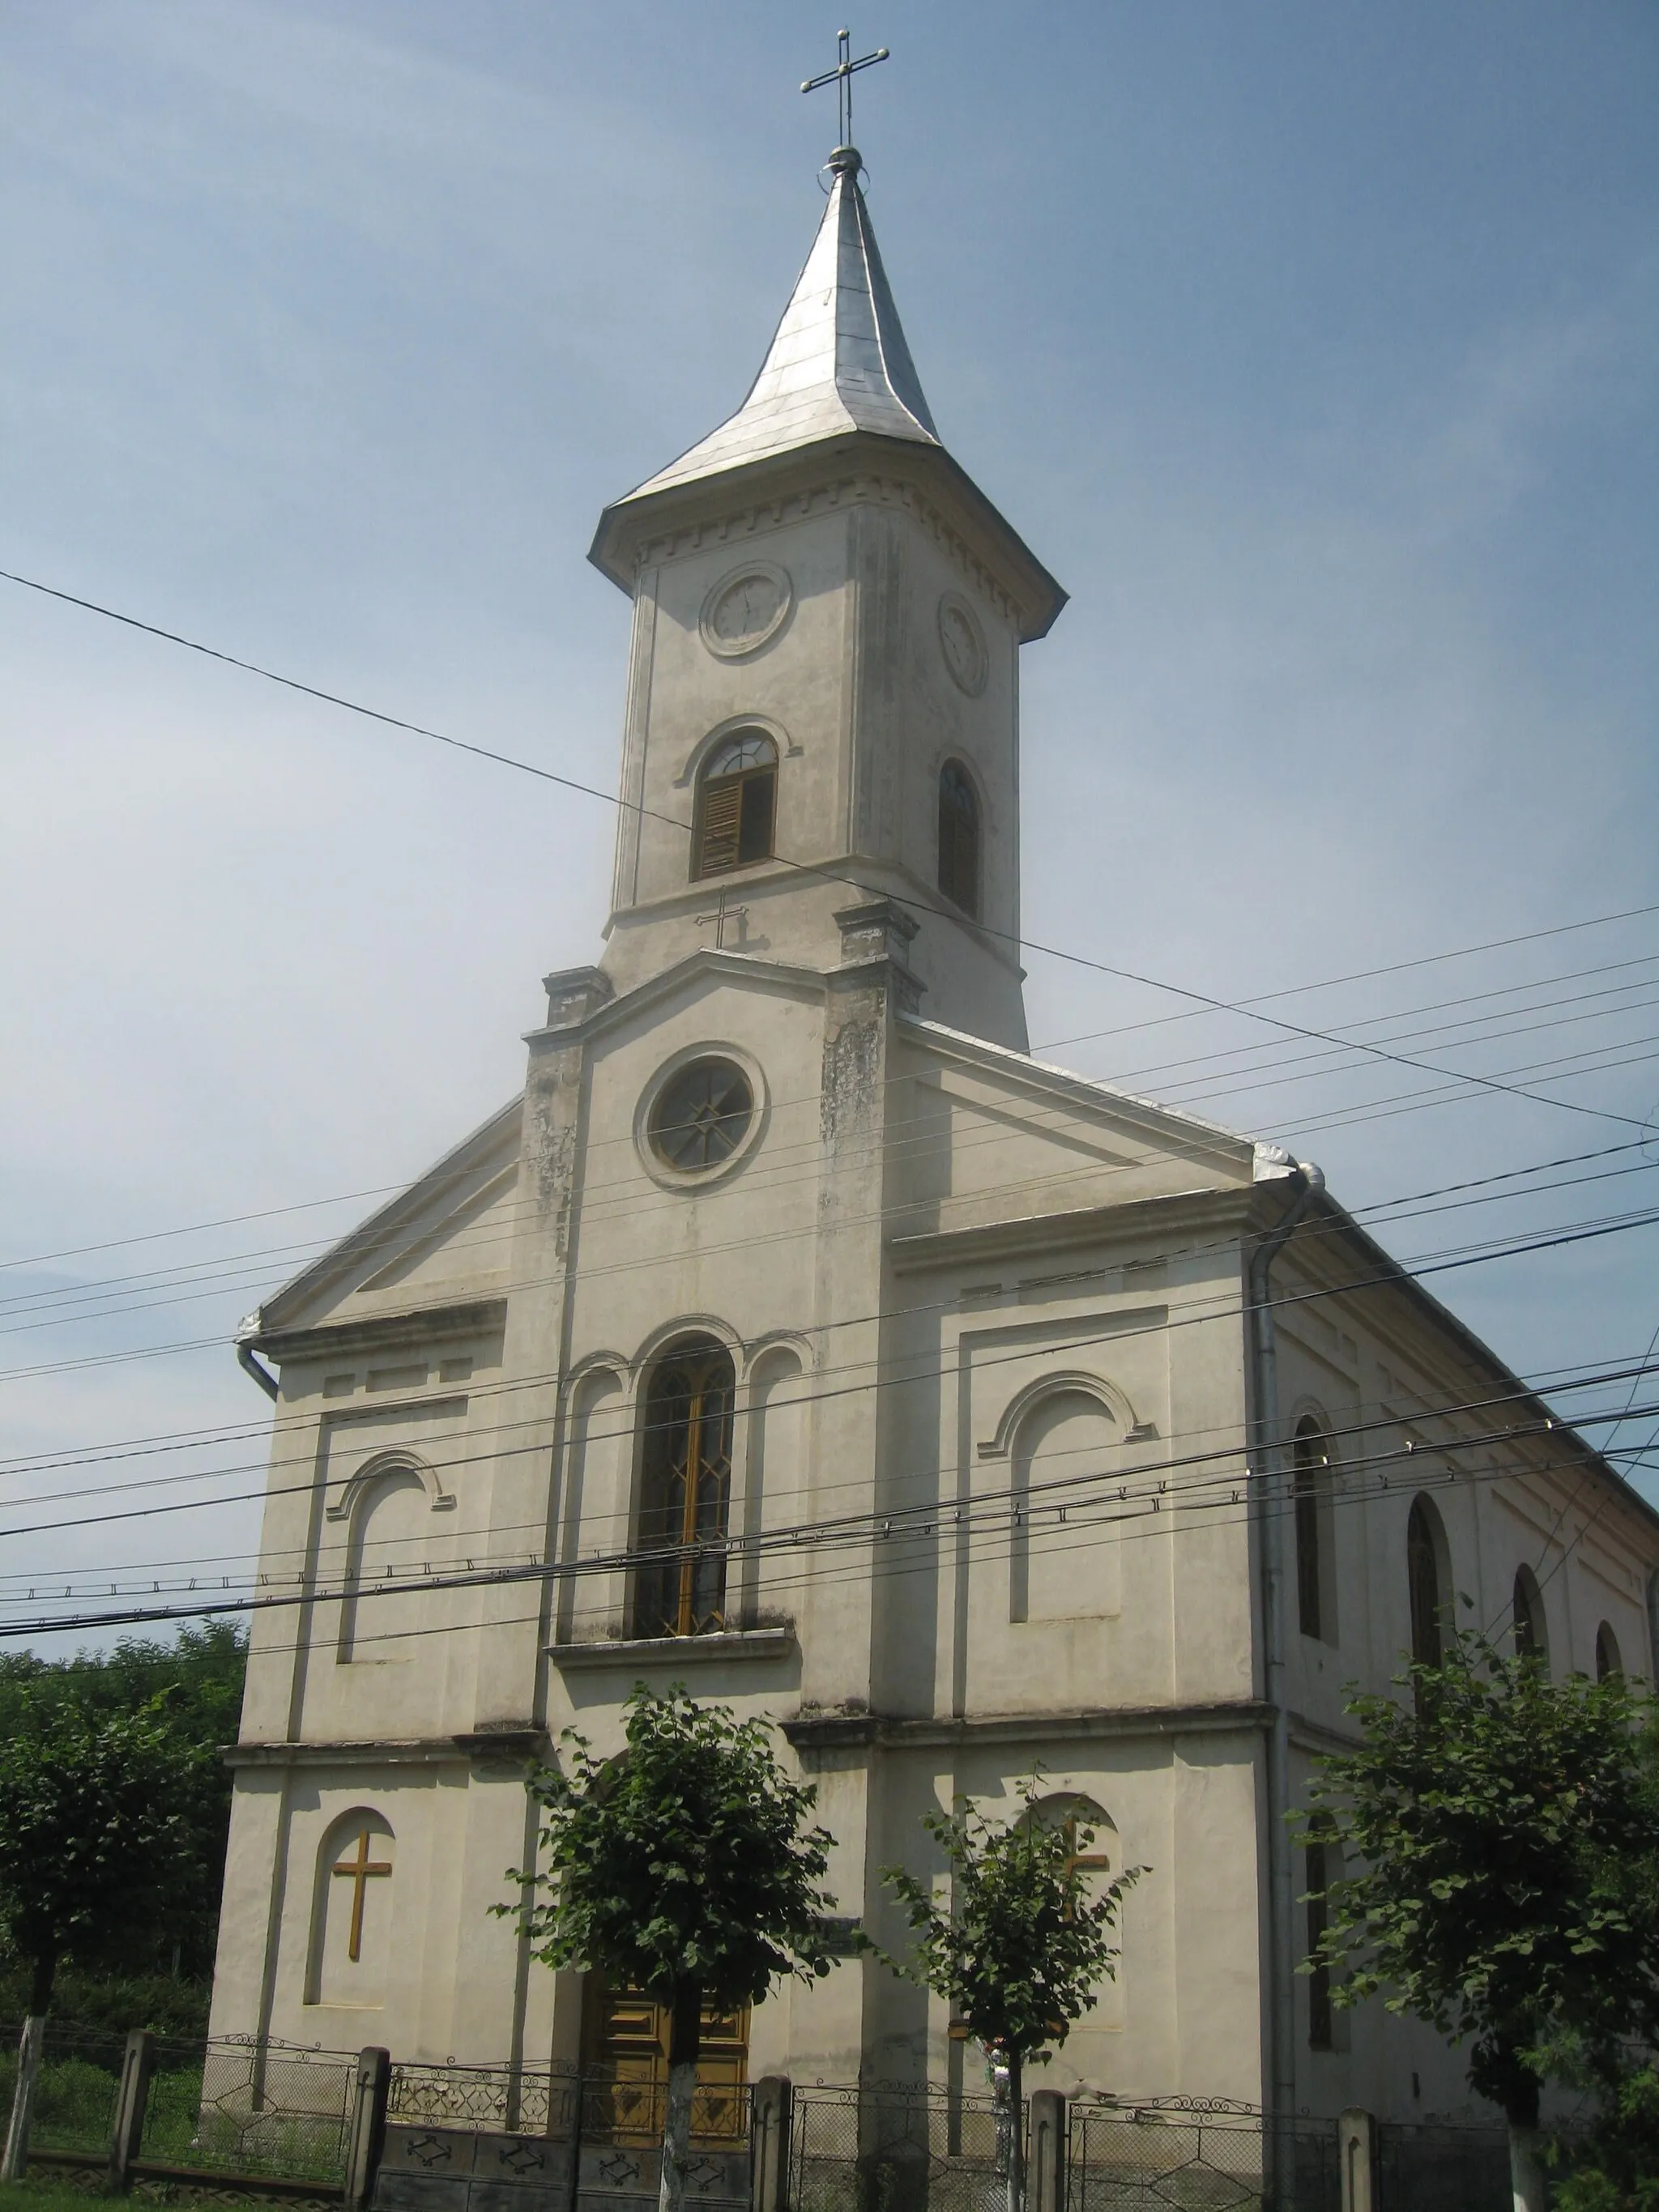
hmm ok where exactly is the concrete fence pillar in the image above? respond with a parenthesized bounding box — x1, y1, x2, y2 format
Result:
(345, 2046, 392, 2210)
(107, 2030, 157, 2193)
(1029, 2091, 1067, 2212)
(1337, 2108, 1375, 2212)
(1, 2015, 47, 2183)
(751, 2075, 791, 2212)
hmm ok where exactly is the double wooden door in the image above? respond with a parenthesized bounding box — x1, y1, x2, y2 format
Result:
(580, 1978, 748, 2145)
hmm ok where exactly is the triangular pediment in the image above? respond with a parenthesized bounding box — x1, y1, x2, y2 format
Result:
(253, 1098, 522, 1340)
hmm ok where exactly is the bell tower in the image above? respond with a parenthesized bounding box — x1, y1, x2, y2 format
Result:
(587, 145, 1065, 1051)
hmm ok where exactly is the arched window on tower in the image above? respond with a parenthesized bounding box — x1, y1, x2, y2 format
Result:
(632, 1336, 736, 1639)
(694, 733, 776, 878)
(1512, 1566, 1548, 1670)
(937, 761, 981, 918)
(1406, 1495, 1446, 1671)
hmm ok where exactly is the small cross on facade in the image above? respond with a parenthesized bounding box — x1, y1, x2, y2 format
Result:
(695, 886, 749, 951)
(800, 27, 890, 150)
(331, 1828, 392, 1962)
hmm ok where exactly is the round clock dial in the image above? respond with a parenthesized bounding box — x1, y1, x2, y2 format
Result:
(938, 594, 988, 696)
(700, 564, 794, 659)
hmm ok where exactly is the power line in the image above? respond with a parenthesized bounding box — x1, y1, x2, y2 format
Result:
(4, 566, 1653, 1137)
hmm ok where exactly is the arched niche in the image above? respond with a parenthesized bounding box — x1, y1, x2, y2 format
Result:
(1021, 1792, 1125, 2033)
(335, 1457, 452, 1664)
(1597, 1621, 1623, 1682)
(1004, 1385, 1124, 1625)
(557, 1363, 628, 1643)
(306, 1809, 396, 2009)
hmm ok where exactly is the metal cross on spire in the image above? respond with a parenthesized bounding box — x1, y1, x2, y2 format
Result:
(800, 27, 889, 151)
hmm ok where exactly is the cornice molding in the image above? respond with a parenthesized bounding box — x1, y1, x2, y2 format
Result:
(224, 1727, 545, 1771)
(782, 1698, 1273, 1753)
(887, 1187, 1260, 1275)
(253, 1298, 509, 1367)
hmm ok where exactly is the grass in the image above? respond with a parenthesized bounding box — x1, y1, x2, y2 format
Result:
(0, 2181, 105, 2212)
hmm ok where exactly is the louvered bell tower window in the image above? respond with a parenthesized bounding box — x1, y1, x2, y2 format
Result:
(693, 732, 777, 878)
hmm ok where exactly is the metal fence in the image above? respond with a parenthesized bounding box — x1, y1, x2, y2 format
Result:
(139, 2036, 357, 2184)
(0, 2022, 126, 2159)
(1070, 2103, 1341, 2212)
(792, 2085, 1014, 2212)
(1375, 2120, 1511, 2212)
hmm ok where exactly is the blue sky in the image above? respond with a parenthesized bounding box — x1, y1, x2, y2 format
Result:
(2, 2, 1657, 1649)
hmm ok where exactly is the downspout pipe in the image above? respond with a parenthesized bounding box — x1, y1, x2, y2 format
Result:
(236, 1312, 279, 1401)
(1247, 1146, 1324, 2206)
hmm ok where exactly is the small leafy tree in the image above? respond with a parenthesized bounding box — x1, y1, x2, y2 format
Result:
(0, 1693, 198, 2174)
(874, 1782, 1142, 2212)
(1298, 1628, 1659, 2212)
(502, 1685, 835, 2212)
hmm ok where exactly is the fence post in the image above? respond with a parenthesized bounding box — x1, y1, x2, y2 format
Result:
(751, 2076, 791, 2212)
(1029, 2091, 1066, 2212)
(346, 2046, 393, 2210)
(1, 2015, 46, 2183)
(1337, 2108, 1375, 2212)
(106, 2029, 158, 2193)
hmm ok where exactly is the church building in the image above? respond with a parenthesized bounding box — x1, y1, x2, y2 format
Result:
(211, 140, 1659, 2136)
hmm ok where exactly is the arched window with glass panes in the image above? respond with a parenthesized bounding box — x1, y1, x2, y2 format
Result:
(631, 1336, 735, 1639)
(693, 732, 776, 878)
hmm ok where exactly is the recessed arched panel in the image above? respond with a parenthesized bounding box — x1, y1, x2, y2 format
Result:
(339, 1465, 443, 1664)
(1009, 1389, 1122, 1623)
(1597, 1621, 1623, 1681)
(307, 1810, 395, 2008)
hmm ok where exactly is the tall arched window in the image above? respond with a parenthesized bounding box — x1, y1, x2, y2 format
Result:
(937, 761, 980, 918)
(1292, 1416, 1332, 1643)
(1406, 1495, 1445, 1670)
(1512, 1566, 1548, 1669)
(1597, 1622, 1623, 1681)
(694, 733, 776, 878)
(633, 1337, 736, 1639)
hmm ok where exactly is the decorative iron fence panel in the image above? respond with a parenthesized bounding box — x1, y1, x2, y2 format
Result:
(140, 2036, 357, 2184)
(390, 2060, 578, 2138)
(791, 2086, 1012, 2212)
(0, 2023, 126, 2159)
(1068, 2107, 1337, 2212)
(1375, 2120, 1510, 2212)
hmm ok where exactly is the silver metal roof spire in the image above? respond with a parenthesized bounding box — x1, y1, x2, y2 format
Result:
(617, 146, 940, 506)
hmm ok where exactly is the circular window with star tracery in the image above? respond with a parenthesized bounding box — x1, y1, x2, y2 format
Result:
(646, 1057, 755, 1174)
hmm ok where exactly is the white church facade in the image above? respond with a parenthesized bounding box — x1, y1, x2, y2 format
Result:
(210, 143, 1659, 2134)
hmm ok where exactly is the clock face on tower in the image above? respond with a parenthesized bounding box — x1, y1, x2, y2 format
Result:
(700, 563, 794, 659)
(938, 591, 988, 696)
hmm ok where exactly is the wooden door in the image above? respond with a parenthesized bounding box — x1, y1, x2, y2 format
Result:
(580, 1976, 748, 2144)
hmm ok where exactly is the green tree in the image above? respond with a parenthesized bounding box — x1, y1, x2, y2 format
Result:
(0, 1622, 246, 1982)
(874, 1782, 1141, 2212)
(502, 1684, 835, 2212)
(1299, 1628, 1659, 2212)
(0, 1694, 200, 2176)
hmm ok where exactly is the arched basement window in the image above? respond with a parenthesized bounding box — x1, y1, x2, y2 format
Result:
(633, 1336, 736, 1639)
(937, 761, 981, 918)
(694, 732, 776, 878)
(1597, 1622, 1623, 1681)
(1406, 1495, 1444, 1670)
(1512, 1566, 1548, 1669)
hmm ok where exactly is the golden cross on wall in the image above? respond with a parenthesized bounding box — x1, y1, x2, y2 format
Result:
(800, 27, 890, 149)
(695, 886, 748, 951)
(331, 1829, 392, 1962)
